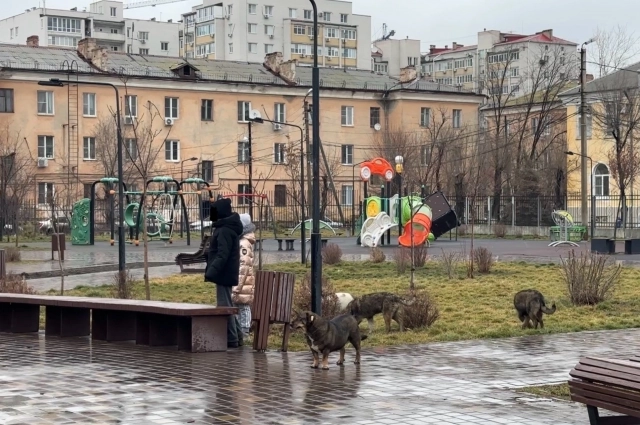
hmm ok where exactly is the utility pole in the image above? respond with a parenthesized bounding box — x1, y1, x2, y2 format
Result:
(303, 101, 313, 216)
(580, 43, 588, 234)
(247, 121, 253, 219)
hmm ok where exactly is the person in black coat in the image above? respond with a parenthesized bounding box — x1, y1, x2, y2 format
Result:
(205, 198, 244, 348)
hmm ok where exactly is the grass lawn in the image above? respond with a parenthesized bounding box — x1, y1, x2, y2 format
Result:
(54, 258, 640, 352)
(518, 383, 571, 400)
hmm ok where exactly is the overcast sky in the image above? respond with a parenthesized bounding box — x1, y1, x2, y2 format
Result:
(3, 0, 637, 53)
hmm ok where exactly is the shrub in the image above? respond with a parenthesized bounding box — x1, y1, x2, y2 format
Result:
(514, 227, 524, 239)
(457, 225, 467, 237)
(413, 244, 428, 268)
(5, 247, 20, 262)
(322, 243, 343, 265)
(403, 291, 440, 330)
(293, 272, 341, 319)
(439, 249, 461, 279)
(111, 269, 135, 299)
(473, 247, 494, 274)
(560, 250, 621, 305)
(494, 224, 507, 238)
(370, 247, 386, 263)
(0, 272, 35, 294)
(393, 248, 409, 274)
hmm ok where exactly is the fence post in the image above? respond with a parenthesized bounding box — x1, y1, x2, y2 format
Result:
(464, 196, 469, 225)
(0, 249, 5, 280)
(537, 197, 541, 229)
(488, 196, 492, 230)
(512, 196, 516, 228)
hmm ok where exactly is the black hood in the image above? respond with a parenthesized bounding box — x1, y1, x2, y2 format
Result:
(213, 212, 244, 236)
(210, 198, 233, 221)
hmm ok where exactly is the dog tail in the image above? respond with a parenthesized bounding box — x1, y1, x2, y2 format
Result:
(541, 302, 556, 315)
(360, 334, 368, 341)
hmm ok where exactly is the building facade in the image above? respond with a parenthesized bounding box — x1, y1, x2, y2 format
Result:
(372, 38, 421, 77)
(179, 0, 371, 69)
(0, 0, 179, 56)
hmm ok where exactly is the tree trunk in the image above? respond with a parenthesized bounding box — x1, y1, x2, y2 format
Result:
(492, 168, 503, 222)
(142, 189, 151, 300)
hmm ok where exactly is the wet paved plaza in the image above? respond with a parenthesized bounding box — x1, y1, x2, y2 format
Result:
(1, 328, 637, 424)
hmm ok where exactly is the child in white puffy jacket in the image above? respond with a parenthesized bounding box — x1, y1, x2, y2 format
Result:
(232, 213, 256, 338)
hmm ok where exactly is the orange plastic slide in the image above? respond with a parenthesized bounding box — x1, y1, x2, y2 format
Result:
(398, 212, 432, 247)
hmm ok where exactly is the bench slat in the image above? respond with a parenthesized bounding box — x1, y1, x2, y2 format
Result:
(571, 368, 640, 392)
(570, 380, 640, 412)
(573, 365, 640, 389)
(571, 393, 640, 421)
(580, 358, 640, 378)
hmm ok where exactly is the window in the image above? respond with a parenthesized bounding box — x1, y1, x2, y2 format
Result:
(304, 10, 313, 19)
(341, 106, 354, 126)
(340, 13, 348, 23)
(594, 163, 610, 197)
(83, 137, 96, 160)
(341, 144, 353, 165)
(323, 12, 331, 21)
(47, 17, 81, 33)
(455, 74, 473, 84)
(139, 48, 149, 55)
(274, 103, 286, 123)
(341, 185, 353, 206)
(326, 27, 337, 38)
(291, 44, 309, 55)
(199, 99, 213, 121)
(125, 138, 138, 161)
(110, 7, 117, 16)
(510, 67, 519, 77)
(0, 89, 14, 113)
(38, 135, 54, 158)
(165, 97, 179, 119)
(161, 42, 169, 51)
(274, 143, 286, 164)
(274, 184, 287, 207)
(38, 183, 54, 205)
(14, 27, 18, 37)
(165, 140, 180, 162)
(247, 42, 257, 53)
(263, 5, 273, 16)
(248, 4, 257, 14)
(201, 160, 214, 182)
(238, 184, 251, 205)
(37, 91, 54, 115)
(124, 95, 137, 119)
(264, 25, 275, 36)
(238, 141, 250, 163)
(228, 43, 233, 54)
(110, 29, 118, 34)
(342, 48, 356, 58)
(110, 46, 119, 52)
(82, 93, 96, 117)
(420, 146, 431, 166)
(47, 35, 79, 46)
(369, 107, 380, 128)
(452, 109, 462, 128)
(511, 84, 520, 94)
(10, 28, 13, 39)
(248, 23, 257, 34)
(138, 31, 149, 40)
(237, 101, 251, 122)
(326, 47, 339, 57)
(264, 44, 274, 54)
(373, 63, 388, 73)
(227, 4, 233, 15)
(488, 50, 519, 63)
(420, 108, 431, 127)
(293, 25, 305, 35)
(576, 110, 593, 139)
(196, 24, 214, 36)
(289, 8, 297, 18)
(195, 43, 215, 56)
(341, 29, 356, 40)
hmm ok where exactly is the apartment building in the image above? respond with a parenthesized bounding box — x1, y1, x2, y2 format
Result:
(422, 29, 577, 94)
(0, 0, 179, 56)
(179, 0, 371, 69)
(372, 37, 421, 77)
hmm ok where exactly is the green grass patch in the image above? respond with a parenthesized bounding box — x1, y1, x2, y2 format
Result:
(518, 383, 571, 400)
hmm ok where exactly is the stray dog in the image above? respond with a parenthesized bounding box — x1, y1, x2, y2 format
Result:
(336, 292, 354, 312)
(513, 289, 556, 329)
(291, 310, 367, 370)
(348, 292, 415, 334)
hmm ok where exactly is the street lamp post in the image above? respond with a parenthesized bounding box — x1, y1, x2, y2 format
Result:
(38, 78, 125, 276)
(395, 155, 404, 237)
(566, 151, 594, 239)
(308, 0, 322, 315)
(180, 157, 198, 238)
(249, 117, 306, 264)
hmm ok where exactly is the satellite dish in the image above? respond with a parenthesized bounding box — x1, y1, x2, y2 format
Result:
(249, 109, 262, 120)
(374, 123, 381, 131)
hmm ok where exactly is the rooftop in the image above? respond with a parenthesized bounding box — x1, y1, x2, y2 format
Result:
(495, 31, 577, 47)
(560, 62, 640, 98)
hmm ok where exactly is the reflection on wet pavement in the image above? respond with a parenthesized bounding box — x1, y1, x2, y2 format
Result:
(0, 328, 636, 424)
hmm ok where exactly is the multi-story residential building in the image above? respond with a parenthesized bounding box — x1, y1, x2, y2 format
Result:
(0, 38, 483, 213)
(423, 29, 577, 94)
(179, 0, 371, 69)
(372, 37, 421, 77)
(0, 0, 179, 56)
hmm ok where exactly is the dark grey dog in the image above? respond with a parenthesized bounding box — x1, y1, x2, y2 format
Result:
(514, 289, 556, 329)
(348, 292, 415, 334)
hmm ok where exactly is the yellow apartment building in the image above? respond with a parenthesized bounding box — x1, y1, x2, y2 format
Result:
(0, 37, 484, 217)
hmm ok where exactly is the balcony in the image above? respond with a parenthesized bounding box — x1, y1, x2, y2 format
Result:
(93, 31, 126, 42)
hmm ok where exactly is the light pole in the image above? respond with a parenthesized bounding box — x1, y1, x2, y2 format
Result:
(566, 150, 594, 239)
(351, 160, 367, 236)
(38, 78, 125, 276)
(308, 0, 322, 315)
(0, 152, 15, 241)
(246, 120, 253, 219)
(580, 38, 595, 234)
(395, 155, 404, 237)
(180, 157, 198, 238)
(249, 117, 306, 264)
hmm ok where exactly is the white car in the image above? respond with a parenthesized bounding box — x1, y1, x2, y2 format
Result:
(189, 219, 213, 233)
(39, 216, 70, 235)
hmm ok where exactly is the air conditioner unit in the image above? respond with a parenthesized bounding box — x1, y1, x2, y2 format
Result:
(164, 118, 174, 126)
(317, 12, 323, 19)
(325, 38, 330, 42)
(228, 33, 232, 38)
(269, 34, 274, 39)
(309, 35, 314, 39)
(224, 14, 230, 19)
(263, 13, 270, 18)
(273, 123, 282, 131)
(327, 57, 332, 61)
(300, 53, 306, 58)
(37, 158, 48, 168)
(140, 39, 146, 44)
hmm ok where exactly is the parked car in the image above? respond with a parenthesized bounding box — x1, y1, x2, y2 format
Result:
(322, 216, 344, 228)
(189, 219, 213, 233)
(39, 216, 70, 235)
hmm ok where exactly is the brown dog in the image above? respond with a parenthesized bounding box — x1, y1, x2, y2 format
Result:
(291, 310, 367, 370)
(513, 289, 556, 329)
(348, 292, 415, 334)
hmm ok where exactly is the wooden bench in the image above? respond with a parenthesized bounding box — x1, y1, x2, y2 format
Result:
(0, 294, 237, 352)
(175, 235, 210, 273)
(276, 238, 296, 251)
(252, 270, 295, 352)
(569, 356, 640, 424)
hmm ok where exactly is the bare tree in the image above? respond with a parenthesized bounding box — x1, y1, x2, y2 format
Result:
(370, 126, 422, 191)
(591, 25, 640, 78)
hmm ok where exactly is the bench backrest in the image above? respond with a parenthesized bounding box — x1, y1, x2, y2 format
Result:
(253, 270, 295, 324)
